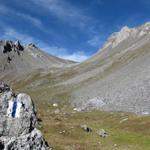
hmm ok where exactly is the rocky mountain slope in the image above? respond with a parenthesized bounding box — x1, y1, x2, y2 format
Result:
(67, 22, 150, 114)
(0, 40, 74, 76)
(0, 22, 150, 150)
(1, 22, 150, 116)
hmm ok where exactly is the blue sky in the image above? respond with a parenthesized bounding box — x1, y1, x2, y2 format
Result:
(0, 0, 150, 61)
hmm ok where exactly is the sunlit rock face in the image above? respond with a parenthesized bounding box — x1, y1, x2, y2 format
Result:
(102, 22, 150, 50)
(0, 82, 52, 150)
(0, 84, 36, 137)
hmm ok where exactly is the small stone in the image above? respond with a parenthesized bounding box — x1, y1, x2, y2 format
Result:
(142, 111, 149, 115)
(120, 118, 128, 123)
(97, 129, 108, 138)
(28, 43, 38, 48)
(52, 103, 58, 107)
(80, 125, 92, 132)
(54, 109, 60, 114)
(73, 107, 81, 112)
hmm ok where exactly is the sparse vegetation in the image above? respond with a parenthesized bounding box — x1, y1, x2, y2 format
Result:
(38, 108, 150, 150)
(8, 61, 150, 150)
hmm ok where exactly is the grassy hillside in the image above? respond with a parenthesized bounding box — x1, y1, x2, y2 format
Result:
(40, 108, 150, 150)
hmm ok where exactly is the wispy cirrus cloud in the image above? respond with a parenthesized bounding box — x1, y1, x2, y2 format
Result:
(60, 52, 88, 62)
(87, 35, 102, 47)
(30, 0, 104, 48)
(0, 0, 104, 49)
(0, 0, 112, 60)
(30, 0, 92, 29)
(0, 4, 44, 31)
(1, 27, 35, 44)
(16, 12, 44, 30)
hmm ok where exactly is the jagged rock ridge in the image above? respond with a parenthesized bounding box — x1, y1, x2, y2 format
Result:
(0, 40, 75, 75)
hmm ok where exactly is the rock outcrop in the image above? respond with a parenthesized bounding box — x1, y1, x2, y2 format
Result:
(102, 22, 150, 50)
(0, 82, 52, 150)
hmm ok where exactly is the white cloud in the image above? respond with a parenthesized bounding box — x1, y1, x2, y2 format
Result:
(1, 27, 35, 43)
(60, 52, 88, 62)
(87, 35, 102, 47)
(40, 45, 89, 62)
(16, 13, 44, 30)
(41, 46, 68, 55)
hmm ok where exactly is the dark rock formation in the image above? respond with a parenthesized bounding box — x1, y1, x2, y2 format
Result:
(3, 42, 12, 54)
(15, 40, 24, 51)
(28, 43, 38, 49)
(3, 40, 24, 54)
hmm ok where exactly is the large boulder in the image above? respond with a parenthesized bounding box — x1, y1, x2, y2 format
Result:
(0, 129, 50, 150)
(0, 82, 52, 150)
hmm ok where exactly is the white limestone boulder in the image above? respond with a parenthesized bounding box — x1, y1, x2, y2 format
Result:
(0, 83, 52, 150)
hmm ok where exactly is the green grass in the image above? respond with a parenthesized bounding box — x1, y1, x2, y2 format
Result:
(36, 108, 150, 150)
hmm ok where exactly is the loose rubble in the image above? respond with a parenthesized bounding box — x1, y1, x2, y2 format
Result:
(97, 129, 108, 138)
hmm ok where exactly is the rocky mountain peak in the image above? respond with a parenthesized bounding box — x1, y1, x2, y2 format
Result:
(102, 22, 150, 50)
(27, 43, 38, 49)
(102, 26, 132, 49)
